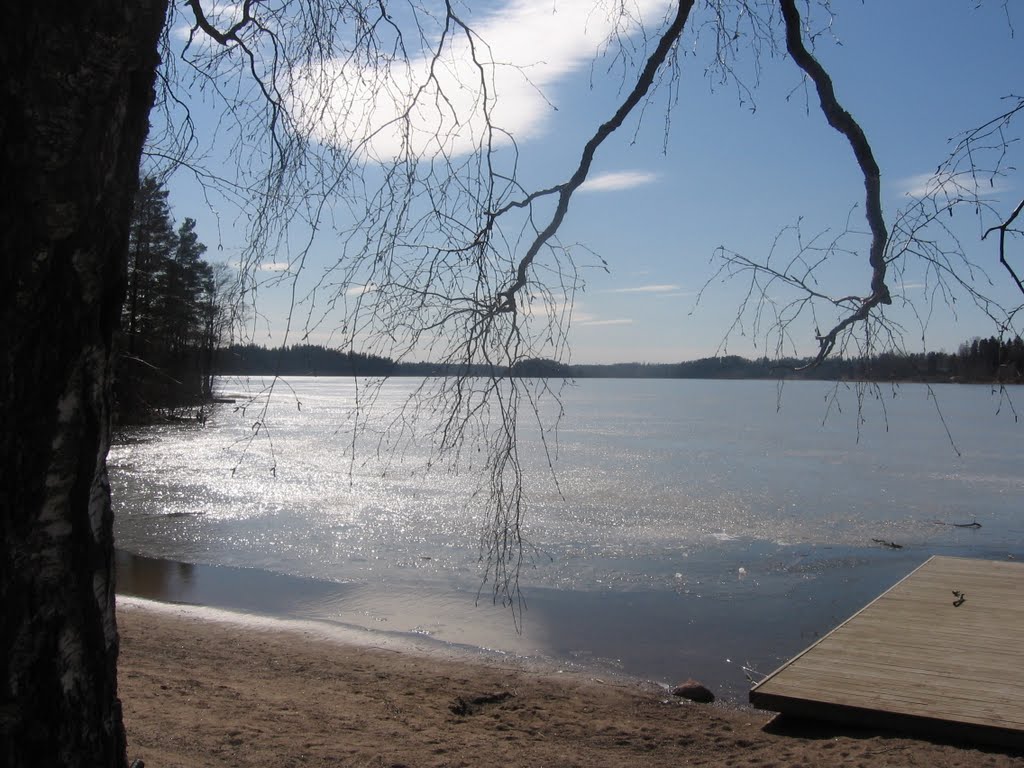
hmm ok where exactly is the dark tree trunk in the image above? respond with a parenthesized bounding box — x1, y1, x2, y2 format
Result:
(0, 1, 168, 765)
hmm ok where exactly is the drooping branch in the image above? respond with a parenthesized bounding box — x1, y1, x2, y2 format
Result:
(779, 0, 892, 367)
(493, 0, 697, 315)
(944, 96, 1024, 203)
(983, 197, 1024, 296)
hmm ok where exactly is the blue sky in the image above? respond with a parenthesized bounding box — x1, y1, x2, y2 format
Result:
(163, 0, 1024, 364)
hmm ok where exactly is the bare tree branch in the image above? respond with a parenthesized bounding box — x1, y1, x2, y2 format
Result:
(983, 197, 1024, 295)
(184, 0, 256, 45)
(779, 0, 891, 368)
(493, 0, 697, 315)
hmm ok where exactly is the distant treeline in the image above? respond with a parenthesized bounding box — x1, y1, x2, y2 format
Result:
(517, 336, 1024, 382)
(217, 343, 501, 377)
(216, 344, 397, 376)
(216, 336, 1024, 383)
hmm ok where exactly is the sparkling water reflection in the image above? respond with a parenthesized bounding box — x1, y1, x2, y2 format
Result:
(111, 378, 1024, 700)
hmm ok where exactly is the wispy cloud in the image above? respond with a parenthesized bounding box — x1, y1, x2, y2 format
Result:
(258, 261, 290, 272)
(519, 297, 638, 326)
(345, 283, 378, 296)
(519, 297, 572, 319)
(896, 171, 1009, 199)
(567, 306, 632, 327)
(289, 0, 671, 159)
(606, 284, 681, 294)
(578, 170, 658, 193)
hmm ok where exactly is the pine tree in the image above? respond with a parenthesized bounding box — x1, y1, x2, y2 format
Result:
(117, 177, 226, 419)
(162, 217, 209, 355)
(124, 176, 176, 357)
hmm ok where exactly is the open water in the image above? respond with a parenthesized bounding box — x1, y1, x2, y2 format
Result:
(110, 377, 1024, 701)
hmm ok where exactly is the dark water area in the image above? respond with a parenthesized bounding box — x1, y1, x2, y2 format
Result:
(116, 550, 358, 617)
(115, 543, 1008, 702)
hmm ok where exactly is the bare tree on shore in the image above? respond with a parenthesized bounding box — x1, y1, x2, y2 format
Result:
(2, 1, 1020, 765)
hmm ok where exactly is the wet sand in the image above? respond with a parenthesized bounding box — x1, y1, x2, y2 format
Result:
(117, 599, 1022, 767)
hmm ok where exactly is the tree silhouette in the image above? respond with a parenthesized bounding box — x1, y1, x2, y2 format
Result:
(116, 177, 229, 422)
(2, 2, 1021, 765)
(124, 176, 177, 358)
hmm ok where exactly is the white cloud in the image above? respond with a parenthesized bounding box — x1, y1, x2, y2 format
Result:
(561, 306, 630, 326)
(606, 283, 680, 293)
(897, 171, 1009, 199)
(288, 0, 671, 159)
(519, 296, 576, 319)
(345, 283, 378, 296)
(258, 261, 290, 272)
(578, 170, 658, 192)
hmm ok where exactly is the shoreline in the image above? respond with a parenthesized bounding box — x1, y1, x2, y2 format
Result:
(114, 547, 949, 704)
(117, 599, 1022, 767)
(116, 595, 599, 683)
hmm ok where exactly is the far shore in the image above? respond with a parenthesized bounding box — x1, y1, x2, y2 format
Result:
(117, 598, 1021, 767)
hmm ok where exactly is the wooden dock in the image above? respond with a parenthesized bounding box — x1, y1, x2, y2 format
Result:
(750, 556, 1024, 748)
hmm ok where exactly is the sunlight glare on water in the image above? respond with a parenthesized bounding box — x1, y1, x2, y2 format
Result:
(110, 377, 1024, 699)
(112, 377, 1024, 592)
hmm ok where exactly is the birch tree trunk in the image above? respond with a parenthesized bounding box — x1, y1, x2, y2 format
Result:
(0, 1, 168, 765)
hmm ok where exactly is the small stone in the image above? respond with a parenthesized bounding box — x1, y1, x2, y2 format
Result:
(670, 679, 715, 703)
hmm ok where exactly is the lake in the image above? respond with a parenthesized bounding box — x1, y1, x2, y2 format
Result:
(110, 377, 1024, 701)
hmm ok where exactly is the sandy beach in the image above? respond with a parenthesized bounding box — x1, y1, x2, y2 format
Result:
(117, 599, 1022, 767)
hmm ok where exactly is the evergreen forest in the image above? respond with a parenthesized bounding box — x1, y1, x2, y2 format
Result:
(216, 339, 1024, 383)
(116, 177, 232, 422)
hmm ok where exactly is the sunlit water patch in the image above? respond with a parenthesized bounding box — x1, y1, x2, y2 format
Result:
(111, 377, 1024, 700)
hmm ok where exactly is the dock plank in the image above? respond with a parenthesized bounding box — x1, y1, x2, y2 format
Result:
(749, 556, 1024, 747)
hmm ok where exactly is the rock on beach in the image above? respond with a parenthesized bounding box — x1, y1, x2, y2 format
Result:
(671, 679, 715, 703)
